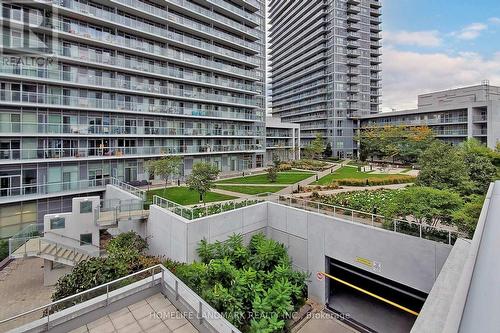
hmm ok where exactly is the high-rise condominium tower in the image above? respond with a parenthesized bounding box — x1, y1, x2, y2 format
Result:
(0, 0, 265, 235)
(269, 0, 382, 158)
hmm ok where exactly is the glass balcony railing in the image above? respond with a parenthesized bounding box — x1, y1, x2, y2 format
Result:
(0, 178, 110, 199)
(207, 0, 260, 24)
(0, 65, 257, 106)
(0, 144, 264, 161)
(4, 32, 258, 80)
(53, 46, 258, 90)
(26, 15, 260, 67)
(0, 90, 263, 121)
(0, 121, 263, 137)
(56, 0, 260, 52)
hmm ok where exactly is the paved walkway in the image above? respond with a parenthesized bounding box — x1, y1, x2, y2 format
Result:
(72, 293, 198, 333)
(277, 163, 343, 195)
(0, 258, 54, 331)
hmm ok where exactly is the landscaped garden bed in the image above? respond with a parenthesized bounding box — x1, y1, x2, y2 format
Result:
(313, 166, 415, 186)
(164, 233, 308, 332)
(290, 159, 331, 171)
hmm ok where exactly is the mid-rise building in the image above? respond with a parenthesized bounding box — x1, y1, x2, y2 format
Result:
(0, 0, 266, 237)
(359, 84, 500, 149)
(265, 117, 300, 163)
(269, 0, 382, 158)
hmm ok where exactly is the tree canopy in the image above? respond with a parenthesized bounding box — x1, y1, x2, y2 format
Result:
(358, 125, 434, 163)
(303, 134, 325, 160)
(147, 156, 182, 187)
(186, 162, 220, 203)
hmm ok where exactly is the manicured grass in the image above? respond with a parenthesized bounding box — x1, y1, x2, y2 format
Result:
(216, 185, 286, 195)
(147, 187, 236, 205)
(313, 166, 413, 185)
(216, 171, 314, 185)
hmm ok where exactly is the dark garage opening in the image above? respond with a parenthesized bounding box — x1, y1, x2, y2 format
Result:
(327, 258, 427, 333)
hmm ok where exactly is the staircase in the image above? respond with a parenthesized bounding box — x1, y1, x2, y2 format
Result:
(9, 235, 99, 267)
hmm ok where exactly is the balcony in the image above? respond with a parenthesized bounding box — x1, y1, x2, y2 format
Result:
(473, 115, 488, 122)
(0, 144, 264, 163)
(473, 129, 488, 136)
(0, 67, 258, 106)
(57, 0, 260, 52)
(0, 178, 110, 204)
(0, 90, 263, 122)
(0, 122, 262, 138)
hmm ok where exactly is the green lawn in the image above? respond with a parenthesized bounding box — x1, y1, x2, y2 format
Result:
(216, 171, 314, 185)
(147, 187, 236, 205)
(313, 166, 412, 185)
(216, 185, 286, 195)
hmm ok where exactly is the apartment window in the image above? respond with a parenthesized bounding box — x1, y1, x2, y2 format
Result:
(80, 233, 92, 246)
(50, 217, 65, 230)
(80, 201, 92, 213)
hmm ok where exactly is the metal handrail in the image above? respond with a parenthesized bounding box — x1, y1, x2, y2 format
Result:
(110, 178, 146, 200)
(0, 264, 242, 333)
(271, 194, 464, 245)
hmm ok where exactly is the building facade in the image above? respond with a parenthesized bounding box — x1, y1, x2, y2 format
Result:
(265, 116, 300, 163)
(359, 84, 500, 149)
(0, 0, 266, 237)
(269, 0, 381, 158)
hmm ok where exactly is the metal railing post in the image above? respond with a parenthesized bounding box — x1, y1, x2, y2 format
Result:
(419, 224, 422, 238)
(371, 214, 374, 226)
(394, 220, 397, 232)
(448, 231, 451, 245)
(198, 301, 203, 325)
(351, 210, 354, 221)
(106, 285, 109, 305)
(151, 267, 155, 287)
(175, 280, 179, 301)
(333, 206, 336, 217)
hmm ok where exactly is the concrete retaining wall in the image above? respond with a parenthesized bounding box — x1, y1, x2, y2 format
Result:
(146, 201, 452, 303)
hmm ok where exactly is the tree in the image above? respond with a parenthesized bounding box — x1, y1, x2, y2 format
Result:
(417, 141, 470, 193)
(147, 156, 182, 191)
(392, 187, 463, 227)
(186, 162, 220, 204)
(323, 142, 333, 158)
(453, 195, 485, 238)
(357, 125, 434, 163)
(267, 166, 278, 183)
(304, 134, 325, 160)
(460, 139, 498, 194)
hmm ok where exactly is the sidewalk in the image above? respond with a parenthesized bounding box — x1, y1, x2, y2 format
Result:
(277, 164, 343, 195)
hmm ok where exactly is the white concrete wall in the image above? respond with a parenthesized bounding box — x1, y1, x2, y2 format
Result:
(43, 197, 101, 250)
(146, 201, 452, 304)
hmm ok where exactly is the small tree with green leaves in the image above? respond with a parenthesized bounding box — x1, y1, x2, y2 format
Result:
(304, 133, 325, 160)
(267, 166, 278, 183)
(323, 142, 333, 158)
(147, 156, 182, 192)
(186, 162, 220, 204)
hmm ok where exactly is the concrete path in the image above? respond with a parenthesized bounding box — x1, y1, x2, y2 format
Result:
(0, 258, 54, 331)
(277, 164, 343, 195)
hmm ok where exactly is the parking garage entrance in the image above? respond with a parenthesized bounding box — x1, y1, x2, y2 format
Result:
(326, 257, 427, 333)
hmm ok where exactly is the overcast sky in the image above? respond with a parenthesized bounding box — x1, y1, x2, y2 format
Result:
(380, 0, 500, 111)
(266, 0, 500, 112)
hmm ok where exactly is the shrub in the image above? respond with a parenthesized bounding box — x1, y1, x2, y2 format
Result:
(277, 163, 292, 171)
(291, 159, 329, 171)
(0, 239, 9, 262)
(336, 175, 416, 187)
(51, 232, 161, 304)
(175, 233, 308, 332)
